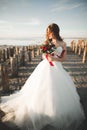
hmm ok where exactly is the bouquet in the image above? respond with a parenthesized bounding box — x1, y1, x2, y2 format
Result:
(40, 40, 56, 66)
(40, 40, 56, 54)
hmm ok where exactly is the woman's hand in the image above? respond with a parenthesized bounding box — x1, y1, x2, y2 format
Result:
(42, 53, 54, 61)
(47, 54, 54, 61)
(42, 53, 46, 60)
(47, 54, 60, 62)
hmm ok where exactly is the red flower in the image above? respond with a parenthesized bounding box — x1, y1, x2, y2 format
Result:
(40, 40, 56, 54)
(43, 47, 47, 51)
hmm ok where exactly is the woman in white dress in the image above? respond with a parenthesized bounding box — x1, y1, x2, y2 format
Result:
(1, 23, 85, 130)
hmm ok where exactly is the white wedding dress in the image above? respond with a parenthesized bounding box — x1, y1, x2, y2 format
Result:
(0, 46, 85, 130)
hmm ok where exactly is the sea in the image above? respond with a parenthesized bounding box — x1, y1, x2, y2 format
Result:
(0, 37, 86, 47)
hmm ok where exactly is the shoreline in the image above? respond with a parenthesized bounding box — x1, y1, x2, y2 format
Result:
(0, 37, 87, 48)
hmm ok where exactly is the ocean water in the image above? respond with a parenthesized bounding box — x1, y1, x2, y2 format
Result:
(0, 37, 44, 46)
(0, 37, 85, 47)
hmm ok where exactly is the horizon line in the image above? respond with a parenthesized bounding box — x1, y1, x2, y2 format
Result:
(0, 36, 87, 40)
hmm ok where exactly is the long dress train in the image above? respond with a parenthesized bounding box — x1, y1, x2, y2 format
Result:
(0, 47, 85, 130)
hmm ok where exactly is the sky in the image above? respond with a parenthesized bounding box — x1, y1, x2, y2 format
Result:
(0, 0, 87, 39)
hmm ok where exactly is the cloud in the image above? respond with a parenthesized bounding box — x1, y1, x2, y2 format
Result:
(0, 18, 41, 38)
(0, 20, 7, 23)
(0, 18, 41, 26)
(0, 20, 14, 31)
(51, 1, 83, 12)
(18, 18, 41, 26)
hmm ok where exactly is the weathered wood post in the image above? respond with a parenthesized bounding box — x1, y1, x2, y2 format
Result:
(37, 45, 40, 56)
(75, 41, 78, 54)
(78, 40, 81, 56)
(82, 41, 87, 63)
(28, 46, 32, 62)
(70, 40, 76, 52)
(31, 46, 35, 58)
(9, 47, 14, 57)
(20, 46, 25, 66)
(2, 49, 6, 62)
(0, 63, 9, 92)
(0, 50, 2, 62)
(73, 41, 76, 52)
(6, 48, 9, 59)
(10, 55, 18, 77)
(15, 46, 19, 55)
(39, 45, 42, 54)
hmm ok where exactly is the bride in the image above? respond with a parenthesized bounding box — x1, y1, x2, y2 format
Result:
(0, 23, 85, 130)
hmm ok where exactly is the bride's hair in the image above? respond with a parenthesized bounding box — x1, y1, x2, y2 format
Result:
(46, 23, 63, 41)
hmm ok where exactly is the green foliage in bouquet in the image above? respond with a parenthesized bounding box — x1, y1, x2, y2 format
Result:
(40, 40, 56, 54)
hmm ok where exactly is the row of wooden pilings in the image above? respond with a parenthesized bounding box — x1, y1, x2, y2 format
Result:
(70, 39, 87, 63)
(0, 45, 41, 93)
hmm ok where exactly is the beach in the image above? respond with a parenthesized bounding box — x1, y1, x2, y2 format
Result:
(0, 44, 87, 130)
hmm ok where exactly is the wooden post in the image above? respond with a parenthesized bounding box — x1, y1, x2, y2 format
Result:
(0, 63, 9, 92)
(70, 40, 76, 52)
(10, 55, 18, 77)
(36, 45, 40, 56)
(14, 54, 18, 76)
(6, 48, 9, 59)
(0, 50, 2, 62)
(31, 46, 35, 58)
(82, 41, 87, 63)
(28, 50, 32, 62)
(73, 41, 76, 52)
(75, 41, 78, 54)
(70, 41, 73, 50)
(27, 46, 32, 61)
(78, 40, 82, 56)
(9, 47, 14, 57)
(39, 45, 42, 54)
(20, 47, 25, 66)
(15, 46, 19, 55)
(2, 49, 6, 62)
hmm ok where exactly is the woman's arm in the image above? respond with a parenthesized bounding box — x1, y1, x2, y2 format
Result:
(42, 53, 46, 60)
(48, 43, 67, 62)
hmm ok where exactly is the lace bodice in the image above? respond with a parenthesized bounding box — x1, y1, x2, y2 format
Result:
(52, 46, 65, 58)
(55, 46, 63, 56)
